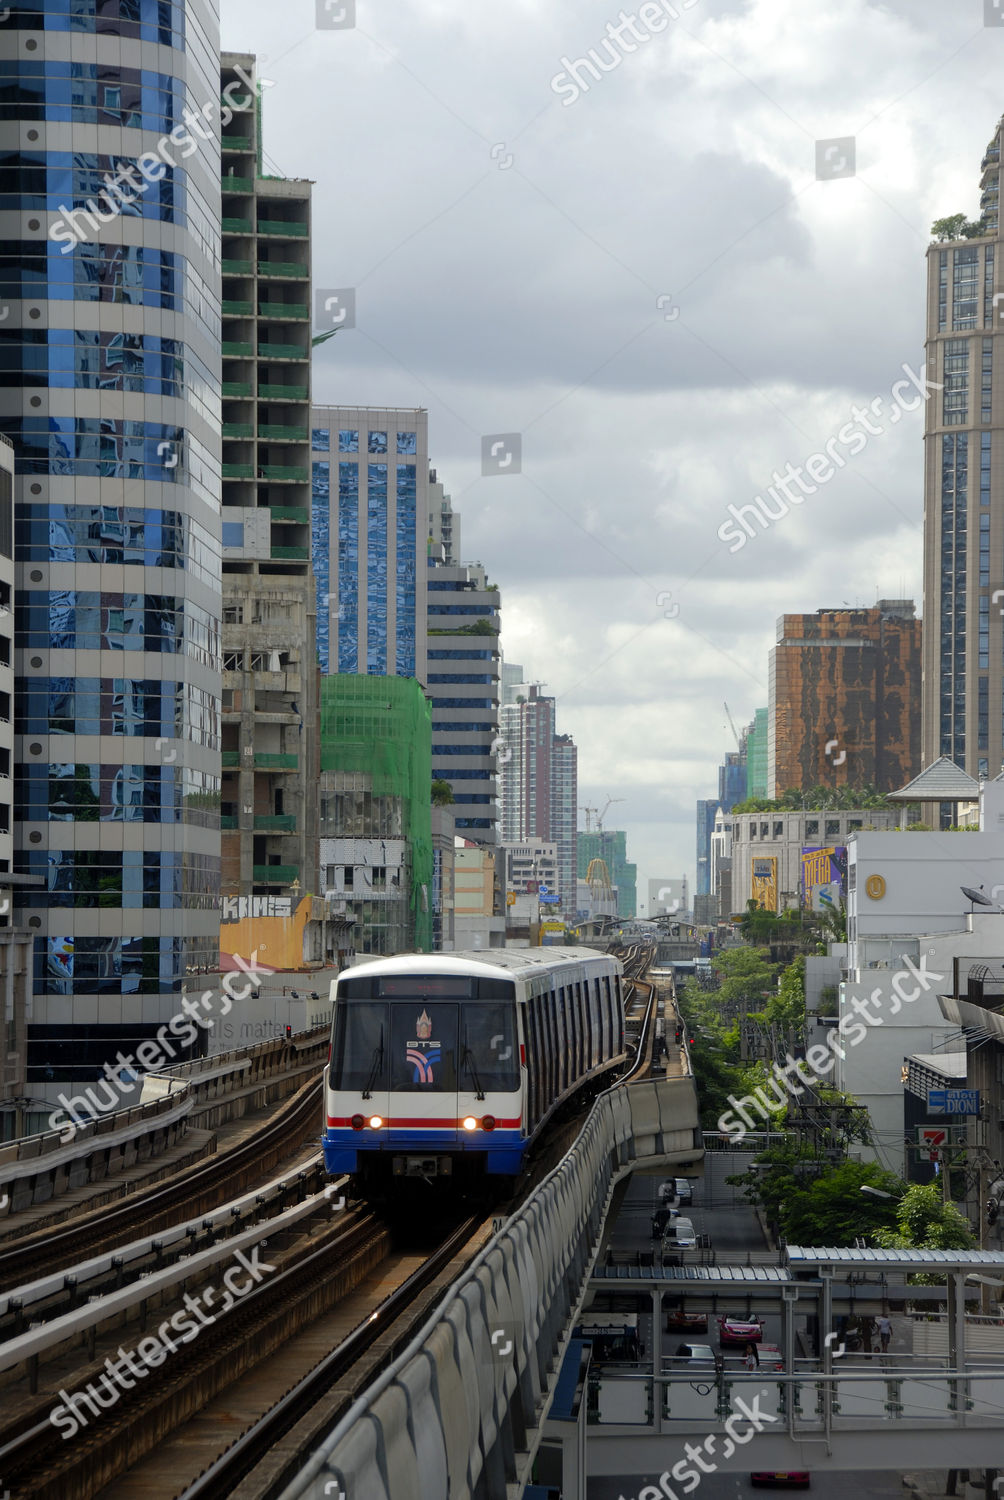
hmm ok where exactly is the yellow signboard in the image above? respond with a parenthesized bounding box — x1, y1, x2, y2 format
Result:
(750, 855, 778, 912)
(506, 891, 517, 907)
(541, 921, 565, 934)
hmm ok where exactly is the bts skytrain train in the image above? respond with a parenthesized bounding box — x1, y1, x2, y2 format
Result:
(322, 947, 626, 1194)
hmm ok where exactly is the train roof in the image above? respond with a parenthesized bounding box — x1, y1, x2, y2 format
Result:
(337, 947, 619, 984)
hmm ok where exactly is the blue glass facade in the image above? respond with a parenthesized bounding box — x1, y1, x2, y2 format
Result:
(337, 459, 358, 673)
(311, 408, 425, 682)
(366, 462, 388, 673)
(7, 0, 223, 1093)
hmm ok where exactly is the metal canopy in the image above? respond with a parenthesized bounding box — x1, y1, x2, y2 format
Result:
(787, 1245, 1004, 1271)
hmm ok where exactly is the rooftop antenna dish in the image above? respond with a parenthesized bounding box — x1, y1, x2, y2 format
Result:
(961, 885, 995, 912)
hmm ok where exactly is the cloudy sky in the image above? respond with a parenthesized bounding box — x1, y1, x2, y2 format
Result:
(222, 0, 1003, 901)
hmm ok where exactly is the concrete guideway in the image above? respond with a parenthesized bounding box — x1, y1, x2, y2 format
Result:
(279, 1068, 704, 1500)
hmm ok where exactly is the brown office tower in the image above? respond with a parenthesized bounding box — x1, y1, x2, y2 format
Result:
(767, 602, 921, 796)
(922, 114, 1004, 779)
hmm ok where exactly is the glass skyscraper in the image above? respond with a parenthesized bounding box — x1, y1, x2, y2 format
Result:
(5, 0, 223, 1106)
(310, 405, 427, 684)
(922, 115, 1004, 780)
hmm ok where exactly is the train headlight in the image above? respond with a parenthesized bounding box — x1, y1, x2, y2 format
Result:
(351, 1114, 364, 1130)
(462, 1116, 478, 1131)
(369, 1115, 384, 1129)
(481, 1115, 496, 1132)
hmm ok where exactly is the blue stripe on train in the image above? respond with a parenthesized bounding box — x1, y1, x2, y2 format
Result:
(323, 1127, 526, 1176)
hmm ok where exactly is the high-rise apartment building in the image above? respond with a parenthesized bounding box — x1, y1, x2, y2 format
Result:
(922, 116, 1004, 778)
(768, 602, 921, 796)
(746, 707, 769, 798)
(310, 405, 428, 684)
(428, 469, 459, 565)
(718, 749, 746, 810)
(695, 798, 718, 897)
(220, 54, 317, 899)
(496, 685, 577, 913)
(7, 3, 223, 1103)
(427, 558, 500, 843)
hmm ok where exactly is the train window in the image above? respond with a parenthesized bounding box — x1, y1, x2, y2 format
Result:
(589, 978, 602, 1068)
(529, 995, 544, 1127)
(574, 980, 585, 1077)
(389, 1003, 458, 1090)
(460, 1003, 518, 1092)
(601, 976, 612, 1056)
(567, 984, 579, 1082)
(555, 988, 567, 1096)
(331, 1002, 388, 1090)
(546, 988, 558, 1105)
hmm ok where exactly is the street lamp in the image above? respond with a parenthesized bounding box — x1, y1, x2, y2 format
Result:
(859, 1185, 894, 1200)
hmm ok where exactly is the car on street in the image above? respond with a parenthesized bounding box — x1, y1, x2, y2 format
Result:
(665, 1306, 708, 1333)
(661, 1216, 697, 1247)
(718, 1312, 763, 1345)
(671, 1342, 718, 1368)
(673, 1177, 693, 1205)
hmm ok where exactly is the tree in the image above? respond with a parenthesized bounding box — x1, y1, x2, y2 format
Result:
(931, 213, 987, 242)
(431, 779, 454, 806)
(873, 1182, 975, 1251)
(729, 1149, 903, 1245)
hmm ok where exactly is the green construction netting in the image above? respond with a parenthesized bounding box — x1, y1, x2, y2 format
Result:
(320, 675, 433, 951)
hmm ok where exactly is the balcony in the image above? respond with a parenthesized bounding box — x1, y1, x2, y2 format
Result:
(222, 462, 254, 480)
(269, 505, 309, 523)
(221, 174, 254, 194)
(258, 261, 308, 279)
(260, 464, 308, 482)
(258, 301, 308, 320)
(257, 220, 308, 237)
(253, 864, 299, 884)
(255, 752, 297, 769)
(258, 383, 308, 401)
(223, 421, 254, 439)
(221, 217, 253, 235)
(258, 343, 307, 361)
(258, 425, 308, 442)
(254, 813, 296, 832)
(222, 257, 253, 276)
(222, 381, 253, 399)
(270, 544, 310, 560)
(221, 750, 240, 768)
(222, 340, 253, 358)
(220, 814, 237, 829)
(222, 298, 254, 317)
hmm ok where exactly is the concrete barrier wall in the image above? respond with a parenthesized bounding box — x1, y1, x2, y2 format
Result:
(279, 1074, 702, 1500)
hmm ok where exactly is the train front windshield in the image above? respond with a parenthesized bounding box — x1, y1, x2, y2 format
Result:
(330, 974, 518, 1093)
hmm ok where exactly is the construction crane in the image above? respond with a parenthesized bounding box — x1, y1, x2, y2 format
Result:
(580, 797, 624, 834)
(723, 701, 743, 752)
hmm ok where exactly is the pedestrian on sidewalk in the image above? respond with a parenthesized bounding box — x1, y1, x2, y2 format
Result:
(875, 1313, 892, 1353)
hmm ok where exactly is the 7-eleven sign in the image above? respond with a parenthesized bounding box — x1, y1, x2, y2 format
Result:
(919, 1127, 947, 1162)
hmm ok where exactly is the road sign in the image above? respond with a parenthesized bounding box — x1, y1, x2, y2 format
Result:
(928, 1089, 980, 1116)
(918, 1126, 947, 1162)
(506, 891, 516, 907)
(539, 893, 560, 904)
(538, 884, 549, 896)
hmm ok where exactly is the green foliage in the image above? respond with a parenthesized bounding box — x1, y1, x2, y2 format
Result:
(931, 213, 988, 241)
(431, 778, 455, 806)
(766, 955, 805, 1030)
(817, 985, 839, 1017)
(732, 784, 891, 813)
(728, 1149, 903, 1245)
(873, 1183, 975, 1252)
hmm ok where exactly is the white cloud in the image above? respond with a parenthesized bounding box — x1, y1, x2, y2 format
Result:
(224, 0, 994, 890)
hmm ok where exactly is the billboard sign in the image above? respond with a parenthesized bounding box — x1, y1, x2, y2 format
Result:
(751, 856, 777, 912)
(927, 1089, 980, 1115)
(801, 846, 847, 909)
